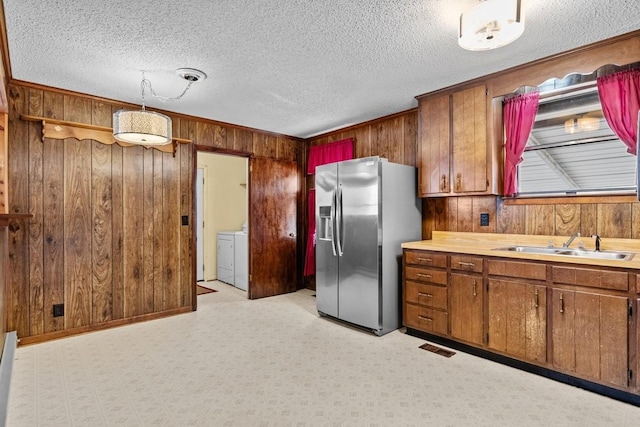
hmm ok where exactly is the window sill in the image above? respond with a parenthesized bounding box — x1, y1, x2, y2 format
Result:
(502, 193, 638, 205)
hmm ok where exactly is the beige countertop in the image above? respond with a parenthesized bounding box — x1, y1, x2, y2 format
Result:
(402, 231, 640, 270)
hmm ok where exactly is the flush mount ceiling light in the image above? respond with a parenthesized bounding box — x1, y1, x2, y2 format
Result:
(113, 68, 206, 146)
(459, 0, 525, 51)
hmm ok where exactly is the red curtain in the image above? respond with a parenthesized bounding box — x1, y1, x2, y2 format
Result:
(503, 92, 540, 196)
(303, 189, 316, 276)
(304, 138, 354, 276)
(597, 69, 640, 156)
(307, 138, 354, 174)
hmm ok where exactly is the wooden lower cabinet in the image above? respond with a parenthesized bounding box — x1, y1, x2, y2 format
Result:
(637, 298, 640, 392)
(487, 279, 546, 363)
(450, 273, 484, 346)
(405, 303, 448, 335)
(551, 288, 628, 388)
(403, 248, 637, 399)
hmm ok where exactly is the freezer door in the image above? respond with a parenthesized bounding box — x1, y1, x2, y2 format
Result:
(315, 162, 339, 317)
(337, 157, 380, 330)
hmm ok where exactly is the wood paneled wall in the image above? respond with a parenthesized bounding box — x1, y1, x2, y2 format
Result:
(425, 196, 640, 239)
(7, 83, 301, 343)
(308, 111, 418, 167)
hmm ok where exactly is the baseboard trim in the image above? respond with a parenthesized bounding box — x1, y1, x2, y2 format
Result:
(18, 307, 192, 346)
(406, 328, 640, 407)
(0, 332, 17, 427)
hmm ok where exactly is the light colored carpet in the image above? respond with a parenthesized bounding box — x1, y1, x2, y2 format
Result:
(7, 282, 640, 426)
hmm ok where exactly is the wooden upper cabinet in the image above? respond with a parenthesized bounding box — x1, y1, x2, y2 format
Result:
(418, 93, 450, 196)
(452, 86, 488, 193)
(418, 84, 491, 197)
(0, 113, 7, 213)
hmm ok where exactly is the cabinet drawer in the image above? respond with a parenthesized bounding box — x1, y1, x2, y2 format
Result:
(552, 266, 628, 291)
(488, 259, 546, 281)
(405, 266, 447, 285)
(450, 255, 483, 273)
(405, 251, 447, 268)
(405, 281, 448, 310)
(405, 304, 448, 335)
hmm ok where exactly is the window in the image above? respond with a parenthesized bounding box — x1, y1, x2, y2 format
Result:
(516, 80, 636, 196)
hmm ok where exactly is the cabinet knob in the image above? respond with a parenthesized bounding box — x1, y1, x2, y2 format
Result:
(441, 174, 447, 192)
(472, 279, 477, 297)
(559, 293, 564, 313)
(455, 173, 462, 192)
(534, 288, 539, 308)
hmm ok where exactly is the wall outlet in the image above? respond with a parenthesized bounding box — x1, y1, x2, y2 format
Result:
(480, 213, 490, 226)
(53, 304, 64, 317)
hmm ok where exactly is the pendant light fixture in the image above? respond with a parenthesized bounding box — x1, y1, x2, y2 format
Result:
(113, 69, 206, 146)
(459, 0, 525, 51)
(113, 109, 172, 146)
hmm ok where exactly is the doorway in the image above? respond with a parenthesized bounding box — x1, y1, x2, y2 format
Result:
(196, 152, 248, 291)
(193, 146, 301, 303)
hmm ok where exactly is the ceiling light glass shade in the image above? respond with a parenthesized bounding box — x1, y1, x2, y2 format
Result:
(459, 0, 524, 51)
(577, 116, 600, 132)
(564, 116, 600, 134)
(112, 109, 172, 145)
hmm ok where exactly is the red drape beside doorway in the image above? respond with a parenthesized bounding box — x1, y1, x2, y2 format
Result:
(303, 139, 354, 276)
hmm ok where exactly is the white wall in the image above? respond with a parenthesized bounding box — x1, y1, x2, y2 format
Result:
(197, 152, 247, 281)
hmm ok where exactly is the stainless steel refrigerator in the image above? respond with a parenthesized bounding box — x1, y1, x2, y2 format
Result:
(315, 156, 422, 336)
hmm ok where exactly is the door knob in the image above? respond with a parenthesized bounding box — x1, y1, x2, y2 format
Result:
(289, 233, 296, 238)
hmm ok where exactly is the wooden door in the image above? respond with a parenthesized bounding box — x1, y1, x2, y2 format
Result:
(248, 157, 298, 299)
(418, 94, 450, 196)
(552, 288, 628, 387)
(488, 279, 546, 363)
(450, 273, 484, 345)
(452, 85, 487, 193)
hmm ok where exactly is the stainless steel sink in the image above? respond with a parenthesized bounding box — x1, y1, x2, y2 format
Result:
(492, 245, 635, 261)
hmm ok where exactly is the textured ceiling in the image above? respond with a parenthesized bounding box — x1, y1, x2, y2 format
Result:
(3, 0, 640, 138)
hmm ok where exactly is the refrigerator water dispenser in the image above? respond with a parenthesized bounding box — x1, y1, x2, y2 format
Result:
(318, 206, 333, 241)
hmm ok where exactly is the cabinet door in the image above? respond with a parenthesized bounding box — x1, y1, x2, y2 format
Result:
(551, 288, 628, 387)
(452, 85, 487, 193)
(450, 273, 483, 345)
(418, 94, 450, 196)
(488, 279, 546, 363)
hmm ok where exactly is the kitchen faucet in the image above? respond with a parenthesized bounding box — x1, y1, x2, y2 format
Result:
(562, 232, 580, 248)
(591, 234, 601, 251)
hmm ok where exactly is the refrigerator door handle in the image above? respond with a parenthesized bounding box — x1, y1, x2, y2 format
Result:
(336, 185, 344, 257)
(330, 189, 337, 256)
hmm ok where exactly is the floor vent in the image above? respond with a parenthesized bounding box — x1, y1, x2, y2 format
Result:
(419, 342, 455, 358)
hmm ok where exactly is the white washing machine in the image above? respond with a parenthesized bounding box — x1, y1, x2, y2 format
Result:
(217, 231, 235, 285)
(234, 231, 248, 291)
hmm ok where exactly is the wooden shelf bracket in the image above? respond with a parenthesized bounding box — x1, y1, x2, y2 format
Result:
(20, 114, 192, 155)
